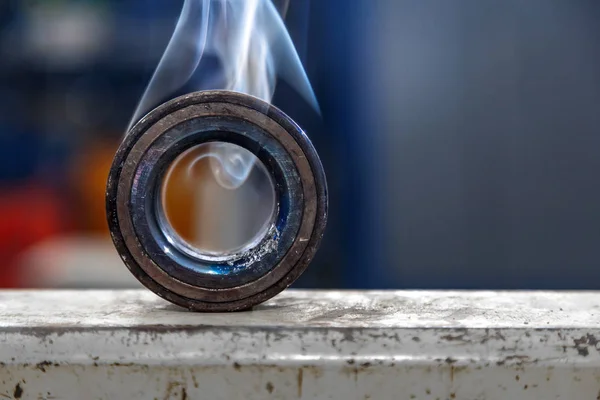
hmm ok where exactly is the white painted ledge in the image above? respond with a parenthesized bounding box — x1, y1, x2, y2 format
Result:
(1, 290, 600, 399)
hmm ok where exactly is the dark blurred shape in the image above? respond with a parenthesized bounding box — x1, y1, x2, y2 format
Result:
(366, 0, 600, 289)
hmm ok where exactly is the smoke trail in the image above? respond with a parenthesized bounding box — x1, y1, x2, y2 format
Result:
(131, 0, 318, 188)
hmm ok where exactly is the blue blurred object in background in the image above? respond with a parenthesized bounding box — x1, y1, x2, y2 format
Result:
(1, 0, 600, 289)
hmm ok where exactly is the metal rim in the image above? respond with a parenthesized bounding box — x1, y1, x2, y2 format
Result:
(106, 90, 328, 311)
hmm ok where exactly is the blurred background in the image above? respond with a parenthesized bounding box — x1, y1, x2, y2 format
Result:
(1, 0, 599, 289)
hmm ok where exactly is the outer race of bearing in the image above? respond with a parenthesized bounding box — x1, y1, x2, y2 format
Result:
(106, 90, 328, 311)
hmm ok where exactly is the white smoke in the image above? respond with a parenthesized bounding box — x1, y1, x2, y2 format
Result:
(131, 0, 318, 188)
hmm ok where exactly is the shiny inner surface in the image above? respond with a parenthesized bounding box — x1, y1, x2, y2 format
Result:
(160, 142, 277, 261)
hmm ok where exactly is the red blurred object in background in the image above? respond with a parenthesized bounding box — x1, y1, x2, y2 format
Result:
(0, 183, 65, 287)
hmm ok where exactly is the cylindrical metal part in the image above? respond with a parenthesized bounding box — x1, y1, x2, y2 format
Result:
(106, 90, 327, 311)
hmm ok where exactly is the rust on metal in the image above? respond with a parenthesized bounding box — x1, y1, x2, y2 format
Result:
(106, 90, 328, 312)
(2, 290, 600, 399)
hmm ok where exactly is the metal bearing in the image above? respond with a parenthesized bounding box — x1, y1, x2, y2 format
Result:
(106, 90, 328, 311)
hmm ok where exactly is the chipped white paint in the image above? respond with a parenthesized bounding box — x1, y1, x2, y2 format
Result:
(1, 290, 600, 399)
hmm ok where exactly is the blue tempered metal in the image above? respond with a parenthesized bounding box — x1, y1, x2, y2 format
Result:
(129, 116, 303, 289)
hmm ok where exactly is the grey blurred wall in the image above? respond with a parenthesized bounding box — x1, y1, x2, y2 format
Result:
(370, 0, 600, 288)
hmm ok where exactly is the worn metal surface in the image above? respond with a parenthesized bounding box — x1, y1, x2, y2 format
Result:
(2, 290, 600, 399)
(106, 90, 328, 311)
